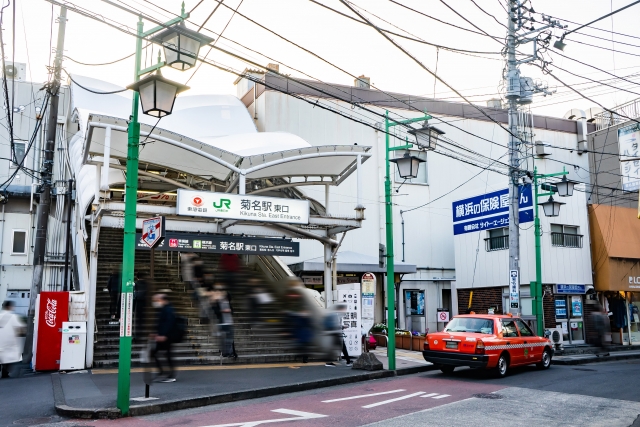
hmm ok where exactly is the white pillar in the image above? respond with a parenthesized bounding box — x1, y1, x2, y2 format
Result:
(356, 153, 363, 209)
(324, 242, 332, 308)
(325, 184, 330, 216)
(100, 127, 111, 191)
(238, 173, 246, 195)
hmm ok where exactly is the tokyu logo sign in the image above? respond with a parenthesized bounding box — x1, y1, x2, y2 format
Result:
(177, 190, 310, 225)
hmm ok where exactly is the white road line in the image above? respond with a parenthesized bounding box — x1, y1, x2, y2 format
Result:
(420, 393, 440, 398)
(201, 408, 326, 427)
(432, 394, 451, 399)
(362, 392, 426, 408)
(322, 389, 406, 403)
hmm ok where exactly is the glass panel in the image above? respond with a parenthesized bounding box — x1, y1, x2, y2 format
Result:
(162, 35, 179, 66)
(570, 296, 583, 318)
(139, 80, 156, 115)
(178, 34, 199, 67)
(502, 320, 518, 337)
(444, 317, 494, 334)
(12, 231, 26, 254)
(155, 81, 178, 116)
(555, 297, 567, 319)
(564, 226, 578, 234)
(515, 319, 534, 336)
(520, 297, 533, 316)
(570, 321, 584, 341)
(13, 141, 25, 164)
(551, 224, 563, 234)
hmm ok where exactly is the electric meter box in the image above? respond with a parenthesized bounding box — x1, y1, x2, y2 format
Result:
(59, 321, 86, 371)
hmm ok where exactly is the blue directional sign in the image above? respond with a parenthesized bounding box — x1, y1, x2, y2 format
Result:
(452, 185, 533, 235)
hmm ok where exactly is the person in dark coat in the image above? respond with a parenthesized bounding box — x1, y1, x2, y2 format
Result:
(134, 272, 149, 339)
(107, 269, 121, 320)
(210, 284, 238, 359)
(151, 293, 176, 382)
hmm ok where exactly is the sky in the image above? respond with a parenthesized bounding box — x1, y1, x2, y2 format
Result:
(5, 0, 640, 119)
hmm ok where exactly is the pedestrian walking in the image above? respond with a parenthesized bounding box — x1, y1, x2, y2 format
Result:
(0, 301, 26, 378)
(211, 284, 237, 359)
(334, 303, 352, 366)
(107, 268, 121, 321)
(134, 271, 149, 339)
(151, 293, 176, 382)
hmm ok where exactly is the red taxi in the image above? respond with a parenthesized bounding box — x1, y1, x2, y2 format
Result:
(422, 314, 553, 377)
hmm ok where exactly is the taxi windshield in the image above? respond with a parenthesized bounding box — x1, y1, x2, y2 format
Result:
(444, 317, 494, 334)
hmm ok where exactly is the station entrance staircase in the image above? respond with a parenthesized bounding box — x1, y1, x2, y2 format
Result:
(91, 226, 300, 368)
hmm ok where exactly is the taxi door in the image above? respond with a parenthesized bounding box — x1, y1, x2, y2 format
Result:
(500, 319, 524, 365)
(514, 318, 541, 363)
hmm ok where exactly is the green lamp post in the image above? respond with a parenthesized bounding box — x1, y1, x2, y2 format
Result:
(117, 3, 211, 415)
(531, 166, 575, 337)
(384, 111, 443, 370)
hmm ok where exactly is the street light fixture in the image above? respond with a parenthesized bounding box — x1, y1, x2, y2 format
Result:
(554, 175, 576, 197)
(126, 70, 189, 117)
(539, 196, 564, 217)
(390, 151, 425, 179)
(150, 22, 214, 71)
(407, 124, 444, 151)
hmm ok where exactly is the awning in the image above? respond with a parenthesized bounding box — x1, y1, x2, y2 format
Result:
(589, 204, 640, 292)
(289, 250, 417, 274)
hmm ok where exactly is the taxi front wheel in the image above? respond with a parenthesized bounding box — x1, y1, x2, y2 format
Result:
(494, 353, 509, 378)
(536, 349, 552, 369)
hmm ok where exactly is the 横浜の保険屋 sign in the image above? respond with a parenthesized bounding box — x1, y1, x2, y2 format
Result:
(176, 189, 310, 225)
(452, 185, 533, 235)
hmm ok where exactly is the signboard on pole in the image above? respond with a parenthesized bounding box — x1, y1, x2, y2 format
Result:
(452, 185, 533, 235)
(135, 232, 299, 256)
(509, 270, 520, 309)
(338, 284, 362, 358)
(141, 216, 165, 248)
(176, 189, 310, 225)
(361, 272, 376, 334)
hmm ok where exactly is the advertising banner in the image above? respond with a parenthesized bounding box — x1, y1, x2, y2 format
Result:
(338, 285, 362, 358)
(452, 185, 533, 235)
(618, 123, 640, 191)
(177, 189, 310, 225)
(361, 273, 376, 334)
(135, 232, 300, 256)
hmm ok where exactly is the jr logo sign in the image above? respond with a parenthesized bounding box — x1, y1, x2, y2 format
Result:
(213, 199, 231, 209)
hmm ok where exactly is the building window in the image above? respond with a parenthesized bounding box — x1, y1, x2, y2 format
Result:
(485, 227, 509, 251)
(11, 230, 27, 255)
(394, 150, 428, 185)
(551, 224, 583, 248)
(12, 141, 26, 166)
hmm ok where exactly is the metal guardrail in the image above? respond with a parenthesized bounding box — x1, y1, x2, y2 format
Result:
(594, 97, 640, 131)
(551, 232, 583, 248)
(484, 235, 509, 252)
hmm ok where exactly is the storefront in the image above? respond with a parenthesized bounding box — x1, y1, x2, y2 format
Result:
(589, 204, 640, 346)
(552, 284, 587, 345)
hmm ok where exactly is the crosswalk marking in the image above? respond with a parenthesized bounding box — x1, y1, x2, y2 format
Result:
(362, 392, 426, 408)
(432, 394, 451, 399)
(420, 393, 439, 398)
(322, 389, 406, 403)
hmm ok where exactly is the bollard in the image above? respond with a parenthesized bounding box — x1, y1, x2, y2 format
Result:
(145, 383, 150, 399)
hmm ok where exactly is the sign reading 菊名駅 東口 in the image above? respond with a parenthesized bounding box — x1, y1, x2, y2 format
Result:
(176, 189, 309, 225)
(135, 231, 299, 257)
(452, 185, 533, 235)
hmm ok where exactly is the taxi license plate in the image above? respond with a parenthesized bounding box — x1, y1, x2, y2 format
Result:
(445, 341, 458, 349)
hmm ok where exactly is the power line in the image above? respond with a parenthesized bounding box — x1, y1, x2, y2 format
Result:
(63, 69, 128, 94)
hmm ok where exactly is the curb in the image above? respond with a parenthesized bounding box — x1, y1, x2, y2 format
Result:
(552, 352, 640, 366)
(53, 365, 435, 419)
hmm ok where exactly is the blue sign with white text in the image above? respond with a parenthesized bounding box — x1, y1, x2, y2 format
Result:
(556, 284, 587, 294)
(452, 185, 533, 235)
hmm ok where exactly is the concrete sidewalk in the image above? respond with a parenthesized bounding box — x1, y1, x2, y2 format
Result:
(53, 351, 434, 419)
(552, 350, 640, 365)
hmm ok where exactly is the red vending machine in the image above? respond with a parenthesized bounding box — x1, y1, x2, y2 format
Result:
(34, 291, 69, 371)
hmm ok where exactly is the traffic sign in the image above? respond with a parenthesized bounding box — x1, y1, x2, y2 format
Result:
(141, 216, 165, 248)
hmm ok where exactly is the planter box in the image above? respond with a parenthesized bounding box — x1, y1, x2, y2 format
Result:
(373, 334, 387, 347)
(412, 336, 424, 351)
(398, 335, 411, 350)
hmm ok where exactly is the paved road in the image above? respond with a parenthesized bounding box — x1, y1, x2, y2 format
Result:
(26, 360, 639, 427)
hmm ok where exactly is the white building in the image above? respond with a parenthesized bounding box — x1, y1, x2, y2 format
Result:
(0, 66, 70, 313)
(236, 68, 593, 334)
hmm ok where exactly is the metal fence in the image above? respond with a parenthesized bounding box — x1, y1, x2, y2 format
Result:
(485, 235, 509, 251)
(551, 232, 583, 248)
(594, 97, 640, 131)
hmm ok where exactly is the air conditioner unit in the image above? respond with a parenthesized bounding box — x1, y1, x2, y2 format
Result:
(4, 62, 25, 81)
(545, 327, 564, 350)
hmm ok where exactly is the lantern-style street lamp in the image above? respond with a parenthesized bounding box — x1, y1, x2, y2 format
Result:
(390, 151, 425, 179)
(555, 175, 576, 197)
(407, 124, 444, 151)
(150, 22, 214, 71)
(538, 196, 565, 217)
(127, 70, 189, 118)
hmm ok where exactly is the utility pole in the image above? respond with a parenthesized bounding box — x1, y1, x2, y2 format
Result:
(24, 6, 67, 362)
(506, 1, 521, 315)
